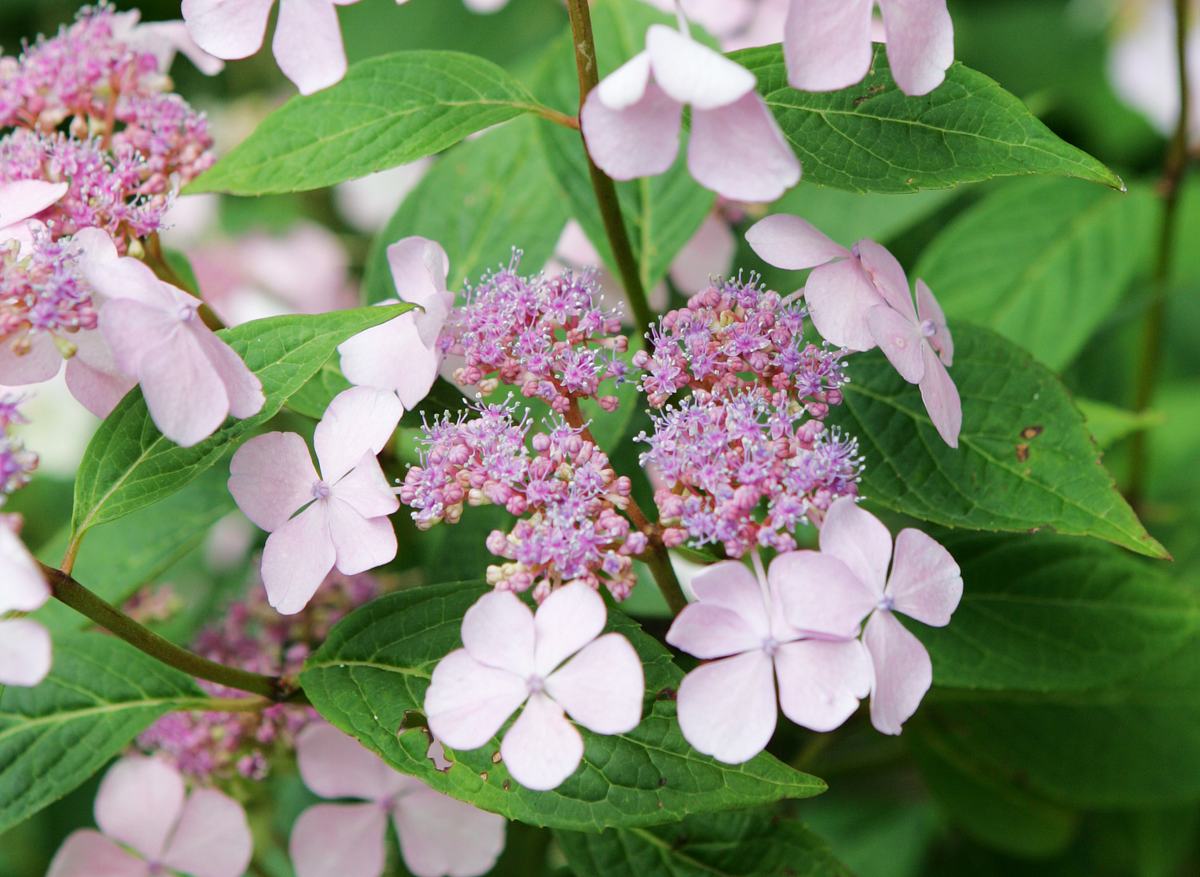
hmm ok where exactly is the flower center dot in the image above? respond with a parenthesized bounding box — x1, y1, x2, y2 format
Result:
(526, 674, 545, 695)
(877, 595, 895, 612)
(761, 637, 780, 658)
(919, 319, 937, 338)
(312, 480, 332, 500)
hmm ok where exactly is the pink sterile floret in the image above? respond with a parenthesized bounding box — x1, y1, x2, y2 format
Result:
(229, 387, 402, 615)
(47, 756, 253, 877)
(424, 583, 644, 791)
(0, 514, 52, 687)
(290, 723, 506, 877)
(0, 393, 38, 501)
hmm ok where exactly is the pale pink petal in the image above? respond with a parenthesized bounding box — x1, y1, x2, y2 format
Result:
(228, 432, 319, 532)
(290, 803, 388, 877)
(463, 0, 511, 11)
(918, 345, 961, 448)
(803, 259, 883, 351)
(646, 25, 756, 110)
(76, 227, 182, 310)
(160, 789, 253, 877)
(327, 500, 397, 575)
(689, 560, 771, 639)
(546, 633, 643, 734)
(393, 787, 506, 877)
(745, 214, 848, 271)
(95, 757, 185, 861)
(595, 52, 652, 110)
(0, 180, 68, 225)
(532, 582, 606, 677)
(864, 609, 932, 734)
(0, 220, 36, 256)
(688, 94, 801, 202)
(855, 239, 916, 319)
(770, 551, 876, 638)
(47, 831, 150, 877)
(462, 590, 535, 677)
(330, 452, 400, 519)
(784, 0, 875, 92)
(676, 650, 776, 764)
(189, 326, 265, 419)
(64, 329, 136, 418)
(314, 386, 403, 482)
(130, 21, 227, 75)
(887, 528, 962, 627)
(500, 692, 584, 791)
(98, 298, 179, 378)
(819, 497, 892, 595)
(0, 334, 63, 385)
(581, 83, 682, 181)
(0, 619, 52, 687)
(425, 648, 528, 750)
(296, 723, 409, 802)
(669, 214, 736, 293)
(666, 604, 763, 659)
(182, 0, 274, 60)
(339, 314, 440, 410)
(261, 502, 337, 614)
(272, 0, 348, 95)
(0, 523, 48, 612)
(775, 638, 872, 732)
(878, 0, 954, 96)
(387, 236, 451, 318)
(867, 305, 925, 384)
(916, 279, 953, 366)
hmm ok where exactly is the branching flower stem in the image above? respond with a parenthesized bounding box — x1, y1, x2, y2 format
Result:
(42, 564, 308, 705)
(1130, 0, 1194, 508)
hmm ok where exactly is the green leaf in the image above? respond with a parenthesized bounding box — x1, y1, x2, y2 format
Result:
(770, 185, 959, 248)
(919, 535, 1197, 693)
(0, 634, 204, 833)
(363, 118, 569, 304)
(534, 0, 715, 293)
(189, 52, 549, 196)
(71, 306, 408, 540)
(555, 810, 852, 876)
(301, 582, 825, 831)
(915, 179, 1156, 369)
(1076, 397, 1164, 450)
(830, 324, 1166, 558)
(287, 360, 353, 420)
(738, 44, 1122, 194)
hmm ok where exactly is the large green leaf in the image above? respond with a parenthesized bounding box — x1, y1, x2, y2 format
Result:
(737, 45, 1122, 194)
(301, 582, 825, 831)
(830, 324, 1165, 558)
(555, 810, 851, 876)
(189, 52, 550, 196)
(534, 0, 715, 295)
(0, 634, 204, 833)
(71, 306, 407, 540)
(916, 179, 1156, 369)
(1076, 397, 1164, 450)
(363, 119, 569, 303)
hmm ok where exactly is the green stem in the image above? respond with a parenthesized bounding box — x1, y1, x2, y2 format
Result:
(1129, 0, 1194, 509)
(564, 0, 656, 335)
(43, 565, 307, 704)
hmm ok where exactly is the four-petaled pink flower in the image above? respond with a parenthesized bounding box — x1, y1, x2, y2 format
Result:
(581, 23, 800, 202)
(778, 497, 962, 734)
(182, 0, 366, 95)
(0, 180, 68, 257)
(746, 214, 961, 446)
(0, 515, 51, 687)
(76, 228, 266, 447)
(290, 723, 506, 877)
(783, 0, 954, 96)
(48, 756, 253, 877)
(338, 236, 453, 409)
(425, 583, 644, 791)
(228, 387, 402, 614)
(666, 553, 872, 764)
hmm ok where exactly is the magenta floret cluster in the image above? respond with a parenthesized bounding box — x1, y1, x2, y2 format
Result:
(634, 274, 847, 412)
(135, 570, 379, 784)
(401, 400, 646, 601)
(0, 394, 36, 501)
(0, 229, 95, 354)
(440, 256, 630, 413)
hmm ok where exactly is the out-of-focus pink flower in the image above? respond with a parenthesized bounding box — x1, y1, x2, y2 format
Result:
(109, 9, 226, 76)
(0, 515, 51, 687)
(181, 0, 365, 95)
(398, 0, 512, 12)
(0, 180, 68, 256)
(76, 228, 264, 446)
(338, 236, 452, 410)
(424, 583, 644, 790)
(289, 723, 506, 877)
(1109, 0, 1200, 144)
(581, 23, 800, 201)
(334, 161, 432, 233)
(667, 553, 872, 763)
(47, 756, 253, 877)
(228, 387, 402, 614)
(643, 0, 757, 40)
(779, 497, 962, 735)
(783, 0, 953, 96)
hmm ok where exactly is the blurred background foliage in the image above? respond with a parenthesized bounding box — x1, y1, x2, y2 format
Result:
(1, 0, 1198, 875)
